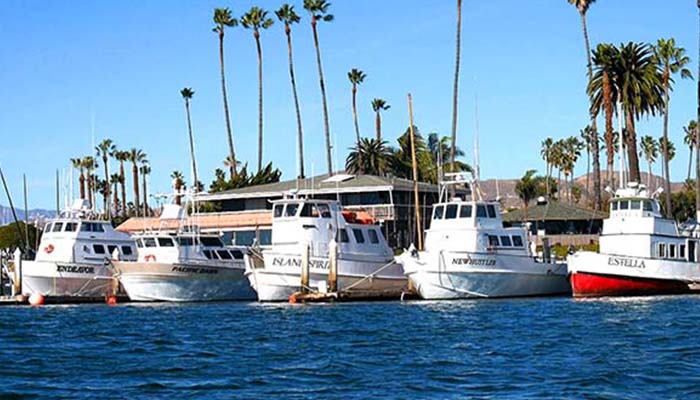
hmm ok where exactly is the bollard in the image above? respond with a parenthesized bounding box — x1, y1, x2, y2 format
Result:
(13, 248, 22, 296)
(301, 241, 310, 294)
(542, 237, 551, 264)
(328, 239, 338, 293)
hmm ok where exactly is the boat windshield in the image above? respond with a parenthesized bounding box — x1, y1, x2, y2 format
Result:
(200, 237, 224, 247)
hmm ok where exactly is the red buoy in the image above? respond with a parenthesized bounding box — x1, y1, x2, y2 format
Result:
(288, 293, 298, 304)
(28, 293, 44, 306)
(106, 295, 117, 306)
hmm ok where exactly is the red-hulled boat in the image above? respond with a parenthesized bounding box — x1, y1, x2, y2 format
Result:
(568, 183, 700, 298)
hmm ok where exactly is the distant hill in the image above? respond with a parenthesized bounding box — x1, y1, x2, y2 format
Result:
(0, 205, 55, 227)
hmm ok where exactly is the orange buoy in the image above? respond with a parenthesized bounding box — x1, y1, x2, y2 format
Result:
(288, 293, 298, 304)
(28, 293, 44, 306)
(106, 295, 117, 306)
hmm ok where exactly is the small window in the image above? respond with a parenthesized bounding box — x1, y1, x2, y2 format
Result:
(93, 244, 105, 254)
(273, 204, 284, 218)
(136, 239, 144, 248)
(217, 250, 233, 260)
(512, 236, 524, 247)
(459, 205, 473, 218)
(106, 245, 117, 255)
(500, 236, 512, 247)
(670, 244, 677, 259)
(336, 229, 350, 243)
(433, 205, 444, 220)
(611, 201, 619, 211)
(317, 203, 332, 218)
(620, 201, 629, 210)
(45, 223, 52, 232)
(121, 246, 133, 255)
(630, 200, 641, 210)
(477, 205, 487, 218)
(143, 238, 157, 248)
(200, 237, 224, 247)
(203, 250, 214, 259)
(158, 238, 175, 247)
(64, 223, 78, 232)
(353, 228, 365, 243)
(285, 203, 300, 217)
(445, 204, 458, 219)
(231, 250, 244, 260)
(658, 243, 666, 258)
(368, 229, 379, 244)
(300, 203, 321, 218)
(80, 223, 92, 232)
(176, 237, 194, 246)
(643, 201, 653, 212)
(488, 235, 499, 247)
(52, 223, 64, 232)
(487, 205, 497, 218)
(680, 244, 686, 259)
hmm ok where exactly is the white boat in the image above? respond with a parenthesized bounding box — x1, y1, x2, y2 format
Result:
(13, 199, 137, 299)
(244, 197, 406, 302)
(400, 174, 570, 300)
(112, 205, 256, 302)
(568, 183, 700, 297)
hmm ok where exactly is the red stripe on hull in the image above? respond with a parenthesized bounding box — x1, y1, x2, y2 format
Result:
(570, 272, 690, 298)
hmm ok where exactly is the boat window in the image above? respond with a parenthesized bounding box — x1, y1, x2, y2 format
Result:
(445, 204, 458, 219)
(669, 244, 677, 259)
(300, 203, 319, 217)
(619, 201, 629, 210)
(231, 250, 244, 260)
(136, 239, 143, 248)
(336, 228, 350, 243)
(200, 237, 224, 247)
(487, 205, 497, 218)
(611, 201, 618, 211)
(158, 238, 175, 247)
(317, 203, 332, 218)
(680, 244, 686, 259)
(176, 237, 194, 246)
(368, 229, 380, 244)
(217, 250, 233, 260)
(45, 223, 52, 232)
(52, 222, 64, 232)
(143, 237, 157, 248)
(433, 205, 444, 220)
(353, 228, 365, 244)
(93, 244, 105, 254)
(488, 235, 499, 247)
(459, 205, 473, 218)
(285, 203, 300, 217)
(643, 201, 653, 212)
(273, 204, 284, 218)
(630, 200, 641, 210)
(658, 243, 666, 258)
(512, 235, 524, 247)
(500, 236, 512, 247)
(121, 246, 133, 255)
(64, 223, 78, 232)
(477, 205, 487, 218)
(203, 250, 214, 259)
(107, 245, 118, 255)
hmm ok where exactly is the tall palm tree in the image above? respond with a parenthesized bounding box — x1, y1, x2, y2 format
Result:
(213, 8, 239, 178)
(684, 120, 698, 181)
(241, 7, 274, 172)
(371, 98, 390, 141)
(449, 0, 462, 174)
(590, 43, 620, 188)
(345, 138, 393, 176)
(563, 137, 584, 203)
(640, 135, 659, 188)
(95, 139, 115, 216)
(696, 1, 700, 218)
(303, 0, 334, 175)
(654, 38, 693, 218)
(580, 126, 594, 194)
(276, 4, 306, 179)
(128, 148, 146, 216)
(113, 150, 129, 216)
(540, 138, 554, 197)
(348, 68, 367, 144)
(110, 173, 122, 216)
(659, 135, 676, 193)
(140, 163, 151, 216)
(180, 87, 199, 186)
(171, 170, 185, 206)
(515, 170, 538, 220)
(82, 156, 97, 209)
(71, 158, 85, 200)
(568, 0, 601, 209)
(427, 133, 471, 183)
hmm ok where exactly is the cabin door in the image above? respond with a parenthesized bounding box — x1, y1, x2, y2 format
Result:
(690, 241, 697, 263)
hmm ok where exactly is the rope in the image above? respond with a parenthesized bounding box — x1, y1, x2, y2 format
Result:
(341, 259, 399, 292)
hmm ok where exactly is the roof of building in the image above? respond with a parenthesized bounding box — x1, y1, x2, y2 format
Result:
(116, 210, 272, 233)
(198, 173, 462, 201)
(502, 201, 608, 222)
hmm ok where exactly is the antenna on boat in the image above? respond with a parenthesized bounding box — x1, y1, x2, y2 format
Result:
(0, 166, 28, 254)
(23, 174, 29, 252)
(473, 82, 483, 202)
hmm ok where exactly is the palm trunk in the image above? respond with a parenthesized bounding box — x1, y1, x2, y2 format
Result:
(185, 98, 198, 187)
(648, 159, 652, 188)
(79, 170, 85, 200)
(449, 0, 462, 173)
(352, 85, 360, 144)
(175, 183, 182, 206)
(142, 173, 148, 217)
(662, 73, 673, 218)
(586, 148, 590, 194)
(557, 169, 562, 200)
(545, 161, 550, 197)
(311, 19, 333, 175)
(113, 183, 119, 217)
(285, 24, 305, 179)
(132, 164, 140, 217)
(87, 173, 93, 209)
(103, 156, 109, 216)
(688, 146, 693, 182)
(219, 31, 237, 178)
(579, 10, 601, 210)
(375, 111, 382, 141)
(119, 163, 126, 216)
(255, 30, 264, 172)
(603, 72, 614, 188)
(624, 108, 641, 183)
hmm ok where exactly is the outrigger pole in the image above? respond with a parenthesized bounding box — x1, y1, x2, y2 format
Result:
(407, 93, 423, 251)
(0, 167, 28, 254)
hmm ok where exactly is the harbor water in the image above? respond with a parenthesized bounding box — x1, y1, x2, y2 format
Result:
(1, 296, 699, 399)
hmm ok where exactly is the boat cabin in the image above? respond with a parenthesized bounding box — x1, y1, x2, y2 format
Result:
(134, 232, 244, 264)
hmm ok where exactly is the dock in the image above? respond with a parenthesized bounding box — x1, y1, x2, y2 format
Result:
(288, 289, 419, 303)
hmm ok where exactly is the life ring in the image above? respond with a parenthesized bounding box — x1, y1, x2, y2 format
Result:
(44, 244, 55, 254)
(144, 254, 157, 262)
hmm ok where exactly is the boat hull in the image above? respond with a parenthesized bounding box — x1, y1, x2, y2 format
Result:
(16, 260, 116, 298)
(114, 262, 256, 302)
(401, 251, 570, 300)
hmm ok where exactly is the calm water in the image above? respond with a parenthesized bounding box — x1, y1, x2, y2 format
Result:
(1, 297, 700, 399)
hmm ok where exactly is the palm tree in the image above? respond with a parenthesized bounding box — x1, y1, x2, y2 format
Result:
(590, 43, 620, 188)
(82, 156, 97, 209)
(276, 4, 305, 179)
(180, 87, 199, 186)
(140, 163, 151, 216)
(303, 0, 334, 175)
(213, 7, 239, 178)
(580, 126, 595, 194)
(515, 170, 538, 220)
(96, 139, 115, 216)
(563, 137, 584, 203)
(659, 135, 676, 190)
(654, 38, 693, 218)
(128, 148, 146, 216)
(241, 7, 274, 172)
(171, 170, 185, 206)
(640, 135, 659, 188)
(371, 98, 390, 141)
(540, 138, 554, 196)
(71, 158, 85, 200)
(427, 133, 471, 183)
(568, 0, 601, 210)
(113, 150, 129, 216)
(345, 138, 393, 176)
(449, 0, 462, 174)
(110, 173, 122, 216)
(348, 68, 367, 144)
(550, 140, 565, 200)
(684, 120, 698, 181)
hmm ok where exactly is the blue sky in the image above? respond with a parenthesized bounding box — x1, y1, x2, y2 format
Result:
(0, 0, 698, 209)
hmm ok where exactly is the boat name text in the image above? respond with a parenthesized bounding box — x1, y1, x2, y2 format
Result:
(452, 257, 497, 266)
(607, 257, 646, 269)
(56, 265, 95, 274)
(272, 257, 329, 270)
(171, 266, 218, 274)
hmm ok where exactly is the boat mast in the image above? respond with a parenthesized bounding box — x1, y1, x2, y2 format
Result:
(617, 100, 625, 189)
(407, 93, 423, 251)
(473, 89, 482, 201)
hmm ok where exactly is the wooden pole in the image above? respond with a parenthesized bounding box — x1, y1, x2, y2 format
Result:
(301, 241, 310, 294)
(328, 239, 338, 292)
(408, 94, 423, 251)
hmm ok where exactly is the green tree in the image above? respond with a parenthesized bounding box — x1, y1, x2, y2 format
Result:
(589, 43, 619, 188)
(213, 7, 239, 177)
(180, 87, 199, 186)
(82, 156, 97, 209)
(371, 98, 390, 141)
(427, 133, 472, 183)
(640, 135, 659, 188)
(345, 138, 393, 176)
(348, 68, 367, 145)
(140, 163, 151, 216)
(684, 120, 698, 181)
(171, 170, 185, 206)
(71, 158, 85, 200)
(540, 137, 554, 197)
(113, 150, 129, 216)
(110, 173, 122, 216)
(515, 169, 538, 219)
(128, 148, 146, 216)
(96, 139, 115, 216)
